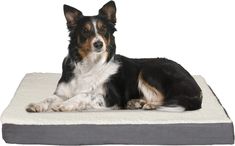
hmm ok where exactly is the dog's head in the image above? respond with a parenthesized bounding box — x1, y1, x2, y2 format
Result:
(64, 1, 117, 63)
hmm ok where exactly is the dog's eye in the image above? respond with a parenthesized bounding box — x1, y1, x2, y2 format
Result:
(81, 28, 90, 34)
(99, 26, 107, 34)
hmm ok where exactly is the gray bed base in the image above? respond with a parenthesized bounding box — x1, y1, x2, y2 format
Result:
(2, 123, 234, 145)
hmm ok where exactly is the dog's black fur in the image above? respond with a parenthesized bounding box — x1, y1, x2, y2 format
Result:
(105, 56, 202, 110)
(55, 1, 202, 111)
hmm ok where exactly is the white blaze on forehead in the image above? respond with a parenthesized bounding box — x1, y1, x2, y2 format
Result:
(92, 19, 98, 37)
(91, 18, 106, 51)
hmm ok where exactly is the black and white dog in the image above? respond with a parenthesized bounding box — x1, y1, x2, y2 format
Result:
(26, 1, 202, 112)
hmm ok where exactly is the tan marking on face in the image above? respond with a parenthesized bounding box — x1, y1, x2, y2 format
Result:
(79, 38, 93, 59)
(84, 22, 92, 32)
(78, 22, 96, 59)
(103, 51, 108, 61)
(97, 20, 104, 30)
(102, 36, 109, 52)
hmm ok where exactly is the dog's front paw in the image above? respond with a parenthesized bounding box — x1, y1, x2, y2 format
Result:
(26, 103, 47, 112)
(51, 103, 78, 112)
(50, 103, 61, 112)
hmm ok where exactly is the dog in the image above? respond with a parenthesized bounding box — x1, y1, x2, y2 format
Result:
(26, 1, 202, 112)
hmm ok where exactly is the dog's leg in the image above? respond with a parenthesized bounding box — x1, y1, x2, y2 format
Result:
(138, 72, 165, 110)
(26, 95, 64, 112)
(52, 94, 106, 112)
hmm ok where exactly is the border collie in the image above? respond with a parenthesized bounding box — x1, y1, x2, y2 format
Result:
(26, 1, 202, 112)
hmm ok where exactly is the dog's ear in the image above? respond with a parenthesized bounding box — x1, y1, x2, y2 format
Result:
(99, 1, 116, 24)
(64, 5, 83, 30)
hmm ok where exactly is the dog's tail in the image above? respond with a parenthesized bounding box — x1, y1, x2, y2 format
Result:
(156, 105, 185, 112)
(157, 94, 202, 112)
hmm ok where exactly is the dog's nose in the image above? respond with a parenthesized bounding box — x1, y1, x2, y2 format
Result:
(93, 41, 103, 51)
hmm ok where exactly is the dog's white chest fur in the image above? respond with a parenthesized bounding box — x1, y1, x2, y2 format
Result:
(56, 58, 119, 99)
(73, 59, 119, 95)
(27, 58, 120, 112)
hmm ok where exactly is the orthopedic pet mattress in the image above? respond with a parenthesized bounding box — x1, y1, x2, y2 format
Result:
(1, 73, 234, 145)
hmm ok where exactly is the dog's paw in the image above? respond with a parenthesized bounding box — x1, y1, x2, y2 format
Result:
(127, 99, 146, 109)
(142, 103, 159, 110)
(58, 105, 73, 112)
(50, 103, 61, 112)
(51, 103, 77, 112)
(26, 103, 47, 112)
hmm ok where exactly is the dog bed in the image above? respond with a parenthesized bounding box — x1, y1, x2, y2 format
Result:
(1, 73, 234, 145)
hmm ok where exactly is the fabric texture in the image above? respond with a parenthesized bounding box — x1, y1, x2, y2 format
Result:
(2, 123, 234, 145)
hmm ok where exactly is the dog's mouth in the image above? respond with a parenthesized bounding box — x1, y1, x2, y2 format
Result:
(94, 48, 104, 53)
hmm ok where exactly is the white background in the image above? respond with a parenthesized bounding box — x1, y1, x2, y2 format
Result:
(0, 0, 235, 145)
